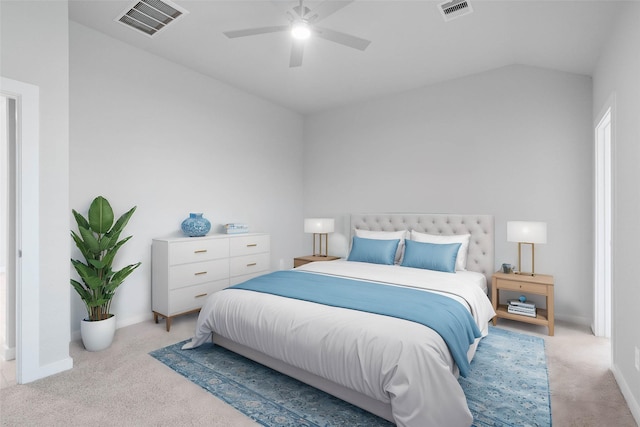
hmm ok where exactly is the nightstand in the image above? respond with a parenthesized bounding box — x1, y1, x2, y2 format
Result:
(491, 271, 555, 336)
(294, 255, 340, 268)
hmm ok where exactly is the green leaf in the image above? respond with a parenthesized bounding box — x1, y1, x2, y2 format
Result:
(88, 196, 114, 234)
(105, 206, 137, 244)
(98, 235, 112, 252)
(88, 259, 106, 269)
(109, 262, 141, 289)
(78, 226, 100, 254)
(71, 230, 92, 261)
(72, 209, 90, 230)
(71, 260, 103, 289)
(101, 236, 132, 269)
(70, 279, 91, 301)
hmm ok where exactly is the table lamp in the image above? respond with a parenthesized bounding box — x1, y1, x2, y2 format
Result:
(304, 218, 334, 257)
(507, 221, 547, 276)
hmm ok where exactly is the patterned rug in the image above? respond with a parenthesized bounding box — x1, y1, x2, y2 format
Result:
(150, 326, 551, 427)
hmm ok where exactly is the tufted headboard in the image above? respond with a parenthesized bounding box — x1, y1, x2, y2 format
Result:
(350, 213, 495, 284)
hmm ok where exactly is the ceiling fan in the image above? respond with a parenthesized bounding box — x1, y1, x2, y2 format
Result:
(223, 0, 371, 67)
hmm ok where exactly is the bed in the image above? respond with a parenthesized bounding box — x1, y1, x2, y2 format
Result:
(183, 213, 496, 427)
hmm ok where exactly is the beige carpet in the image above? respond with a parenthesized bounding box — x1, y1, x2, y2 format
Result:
(0, 314, 637, 426)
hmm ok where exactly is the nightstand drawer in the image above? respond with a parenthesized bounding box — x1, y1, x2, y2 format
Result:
(169, 238, 229, 265)
(230, 253, 270, 277)
(497, 279, 548, 294)
(169, 259, 228, 289)
(229, 235, 270, 257)
(168, 280, 228, 314)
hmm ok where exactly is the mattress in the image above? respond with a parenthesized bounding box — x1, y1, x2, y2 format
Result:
(183, 260, 496, 426)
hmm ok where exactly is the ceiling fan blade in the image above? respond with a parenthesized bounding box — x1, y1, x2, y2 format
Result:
(306, 1, 353, 23)
(289, 40, 305, 67)
(223, 25, 289, 39)
(313, 26, 371, 51)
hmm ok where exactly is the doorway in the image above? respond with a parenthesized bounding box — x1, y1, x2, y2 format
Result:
(1, 76, 40, 384)
(594, 100, 613, 338)
(1, 92, 17, 386)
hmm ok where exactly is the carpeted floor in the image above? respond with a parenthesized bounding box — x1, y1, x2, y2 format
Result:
(0, 314, 637, 426)
(150, 326, 550, 427)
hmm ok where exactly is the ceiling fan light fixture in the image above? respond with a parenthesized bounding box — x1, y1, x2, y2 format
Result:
(291, 21, 311, 40)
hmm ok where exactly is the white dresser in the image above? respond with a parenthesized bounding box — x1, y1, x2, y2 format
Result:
(151, 233, 270, 331)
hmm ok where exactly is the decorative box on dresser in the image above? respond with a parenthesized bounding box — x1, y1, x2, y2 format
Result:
(152, 233, 270, 331)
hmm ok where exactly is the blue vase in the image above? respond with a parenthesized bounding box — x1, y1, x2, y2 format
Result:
(181, 213, 211, 237)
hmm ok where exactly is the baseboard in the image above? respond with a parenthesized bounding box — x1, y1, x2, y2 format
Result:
(554, 313, 589, 326)
(2, 344, 15, 361)
(70, 312, 155, 343)
(612, 363, 640, 425)
(115, 312, 154, 329)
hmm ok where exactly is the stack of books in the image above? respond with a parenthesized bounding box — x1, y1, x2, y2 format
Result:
(224, 223, 249, 234)
(507, 299, 536, 317)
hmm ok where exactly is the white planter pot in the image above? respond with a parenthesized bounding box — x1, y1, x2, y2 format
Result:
(80, 315, 116, 352)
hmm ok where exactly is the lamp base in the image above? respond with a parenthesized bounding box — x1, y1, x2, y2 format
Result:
(515, 271, 536, 276)
(312, 233, 329, 257)
(517, 242, 537, 277)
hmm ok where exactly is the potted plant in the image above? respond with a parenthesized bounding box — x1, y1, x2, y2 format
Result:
(70, 196, 141, 351)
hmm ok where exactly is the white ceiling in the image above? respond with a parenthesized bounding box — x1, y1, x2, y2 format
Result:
(69, 0, 624, 114)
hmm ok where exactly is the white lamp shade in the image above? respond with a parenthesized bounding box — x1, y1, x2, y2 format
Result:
(304, 218, 335, 234)
(507, 221, 547, 244)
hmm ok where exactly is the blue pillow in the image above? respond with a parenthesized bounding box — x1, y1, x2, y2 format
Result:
(400, 240, 461, 273)
(347, 236, 400, 265)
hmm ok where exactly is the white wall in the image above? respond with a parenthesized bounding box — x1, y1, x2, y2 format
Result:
(0, 1, 72, 376)
(69, 22, 306, 335)
(593, 2, 640, 422)
(304, 64, 593, 324)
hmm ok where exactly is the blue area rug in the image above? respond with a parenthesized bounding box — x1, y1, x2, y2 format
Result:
(150, 326, 551, 427)
(460, 327, 551, 427)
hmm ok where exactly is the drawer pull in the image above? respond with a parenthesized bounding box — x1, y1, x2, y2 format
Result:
(194, 271, 207, 276)
(194, 293, 208, 298)
(246, 243, 258, 247)
(194, 249, 208, 254)
(246, 262, 257, 267)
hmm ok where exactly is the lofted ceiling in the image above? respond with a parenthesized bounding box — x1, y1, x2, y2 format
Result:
(69, 0, 624, 114)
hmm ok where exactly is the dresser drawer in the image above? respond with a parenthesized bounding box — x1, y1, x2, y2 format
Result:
(229, 234, 270, 257)
(168, 280, 228, 315)
(230, 252, 270, 278)
(169, 258, 228, 290)
(169, 238, 229, 265)
(497, 278, 548, 295)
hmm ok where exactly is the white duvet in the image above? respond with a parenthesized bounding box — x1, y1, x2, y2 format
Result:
(183, 260, 496, 427)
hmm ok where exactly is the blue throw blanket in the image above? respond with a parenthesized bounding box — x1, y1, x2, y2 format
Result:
(229, 270, 481, 377)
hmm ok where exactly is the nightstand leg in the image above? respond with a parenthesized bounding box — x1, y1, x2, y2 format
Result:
(166, 317, 172, 332)
(548, 292, 555, 336)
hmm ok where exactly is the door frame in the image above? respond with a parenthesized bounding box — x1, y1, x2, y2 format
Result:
(593, 94, 615, 339)
(1, 76, 40, 383)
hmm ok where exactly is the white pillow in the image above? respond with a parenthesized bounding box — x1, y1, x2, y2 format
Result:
(354, 229, 407, 264)
(410, 230, 471, 271)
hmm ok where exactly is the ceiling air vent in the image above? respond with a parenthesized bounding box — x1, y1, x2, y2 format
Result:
(438, 0, 473, 22)
(116, 0, 188, 37)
